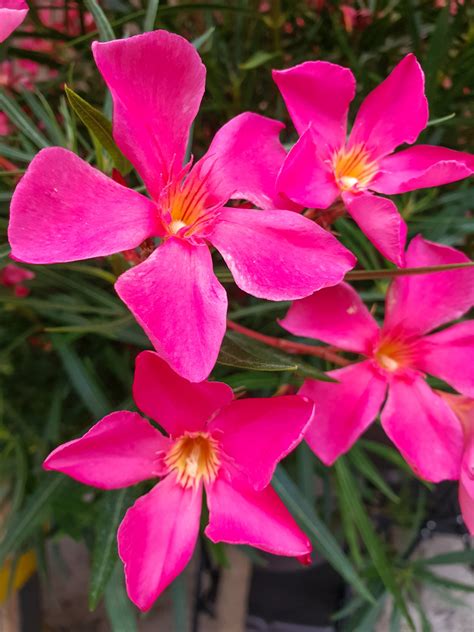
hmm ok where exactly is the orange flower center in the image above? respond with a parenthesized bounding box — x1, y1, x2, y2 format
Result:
(333, 145, 378, 192)
(164, 432, 221, 489)
(374, 337, 415, 372)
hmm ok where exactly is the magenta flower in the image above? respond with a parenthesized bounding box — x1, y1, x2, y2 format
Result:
(274, 54, 474, 266)
(8, 30, 355, 382)
(44, 351, 314, 611)
(280, 235, 474, 481)
(0, 0, 28, 42)
(0, 262, 34, 296)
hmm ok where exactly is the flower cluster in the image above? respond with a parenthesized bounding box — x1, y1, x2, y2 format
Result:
(4, 25, 474, 611)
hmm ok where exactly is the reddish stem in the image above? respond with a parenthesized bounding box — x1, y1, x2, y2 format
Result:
(226, 320, 351, 367)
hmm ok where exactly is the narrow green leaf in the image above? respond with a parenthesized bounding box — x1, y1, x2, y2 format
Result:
(104, 562, 138, 632)
(84, 0, 115, 41)
(345, 262, 474, 281)
(0, 88, 49, 149)
(171, 574, 188, 632)
(414, 567, 474, 593)
(192, 26, 215, 51)
(89, 489, 132, 610)
(273, 467, 374, 604)
(143, 0, 160, 31)
(349, 446, 400, 504)
(413, 549, 474, 567)
(426, 113, 456, 127)
(65, 86, 131, 175)
(239, 50, 280, 70)
(218, 331, 298, 372)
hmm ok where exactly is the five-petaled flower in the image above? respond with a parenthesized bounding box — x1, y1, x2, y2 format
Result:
(280, 235, 474, 481)
(44, 351, 314, 611)
(0, 0, 28, 42)
(274, 54, 474, 266)
(8, 29, 355, 383)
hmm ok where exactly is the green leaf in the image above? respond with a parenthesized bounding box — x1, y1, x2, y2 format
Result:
(104, 562, 138, 632)
(143, 0, 160, 31)
(192, 26, 215, 51)
(65, 86, 131, 175)
(349, 446, 400, 504)
(426, 113, 456, 127)
(89, 489, 133, 610)
(218, 331, 299, 372)
(239, 50, 280, 70)
(273, 467, 374, 604)
(84, 0, 115, 41)
(0, 88, 49, 149)
(413, 549, 474, 567)
(414, 567, 474, 593)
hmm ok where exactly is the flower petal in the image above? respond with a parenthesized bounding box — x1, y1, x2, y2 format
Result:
(93, 30, 205, 199)
(209, 207, 355, 300)
(280, 282, 379, 354)
(300, 361, 387, 465)
(115, 238, 227, 383)
(205, 474, 311, 557)
(459, 482, 474, 535)
(0, 0, 28, 42)
(273, 60, 355, 147)
(416, 321, 474, 397)
(209, 395, 314, 490)
(118, 474, 202, 611)
(371, 145, 474, 194)
(198, 112, 299, 210)
(384, 235, 474, 337)
(381, 375, 464, 481)
(133, 351, 233, 437)
(343, 191, 407, 266)
(43, 412, 168, 489)
(276, 128, 340, 209)
(348, 54, 428, 158)
(9, 147, 158, 264)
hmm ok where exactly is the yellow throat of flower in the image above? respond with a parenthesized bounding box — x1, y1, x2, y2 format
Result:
(374, 338, 414, 372)
(333, 145, 378, 192)
(164, 432, 221, 489)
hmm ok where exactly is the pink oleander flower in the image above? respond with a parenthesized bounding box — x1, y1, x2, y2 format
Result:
(44, 351, 314, 611)
(8, 29, 355, 382)
(0, 262, 34, 296)
(280, 235, 474, 482)
(274, 54, 474, 266)
(0, 0, 28, 42)
(438, 392, 474, 534)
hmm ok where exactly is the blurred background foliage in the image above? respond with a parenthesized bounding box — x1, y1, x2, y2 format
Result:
(0, 1, 473, 630)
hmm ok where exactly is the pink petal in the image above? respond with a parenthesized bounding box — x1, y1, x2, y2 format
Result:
(459, 482, 474, 535)
(280, 282, 379, 354)
(381, 375, 464, 481)
(273, 61, 355, 147)
(118, 474, 202, 611)
(198, 112, 299, 210)
(209, 395, 314, 490)
(115, 238, 227, 383)
(93, 30, 205, 200)
(348, 54, 428, 159)
(371, 145, 474, 194)
(300, 361, 387, 465)
(205, 474, 311, 557)
(9, 148, 158, 264)
(384, 235, 474, 337)
(0, 0, 28, 42)
(209, 207, 355, 300)
(276, 128, 340, 209)
(416, 321, 474, 397)
(43, 412, 169, 489)
(342, 191, 407, 266)
(133, 351, 234, 438)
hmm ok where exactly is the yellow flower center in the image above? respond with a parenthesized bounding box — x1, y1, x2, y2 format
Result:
(164, 432, 221, 489)
(374, 338, 414, 372)
(333, 145, 378, 192)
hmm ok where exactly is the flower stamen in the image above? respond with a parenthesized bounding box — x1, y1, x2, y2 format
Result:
(164, 432, 221, 489)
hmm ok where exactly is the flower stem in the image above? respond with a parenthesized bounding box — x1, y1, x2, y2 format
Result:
(345, 261, 473, 280)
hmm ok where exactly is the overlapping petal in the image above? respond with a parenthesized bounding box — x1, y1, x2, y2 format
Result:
(0, 0, 28, 42)
(348, 54, 428, 158)
(280, 282, 379, 354)
(342, 191, 407, 266)
(273, 60, 355, 146)
(205, 474, 311, 557)
(459, 482, 474, 535)
(115, 239, 227, 383)
(384, 235, 474, 337)
(133, 351, 233, 437)
(118, 474, 202, 611)
(209, 207, 355, 300)
(93, 30, 205, 199)
(300, 362, 387, 465)
(43, 412, 169, 489)
(276, 128, 340, 209)
(381, 375, 464, 481)
(209, 396, 314, 490)
(372, 145, 474, 194)
(8, 148, 158, 264)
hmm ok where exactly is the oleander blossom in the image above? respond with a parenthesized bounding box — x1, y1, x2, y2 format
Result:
(0, 0, 28, 42)
(8, 29, 355, 382)
(274, 54, 474, 266)
(438, 392, 474, 534)
(43, 351, 314, 611)
(280, 235, 474, 481)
